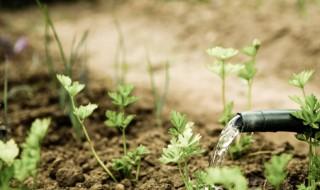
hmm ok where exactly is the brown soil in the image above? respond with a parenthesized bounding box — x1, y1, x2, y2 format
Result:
(0, 64, 308, 190)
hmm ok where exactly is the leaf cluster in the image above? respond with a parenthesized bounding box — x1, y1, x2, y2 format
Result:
(105, 111, 135, 131)
(291, 94, 320, 129)
(108, 84, 138, 109)
(196, 166, 248, 190)
(160, 121, 203, 164)
(0, 118, 50, 189)
(218, 101, 235, 125)
(289, 70, 314, 89)
(229, 134, 254, 159)
(264, 154, 292, 190)
(112, 145, 149, 177)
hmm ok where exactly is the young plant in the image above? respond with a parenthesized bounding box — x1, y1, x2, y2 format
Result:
(146, 51, 170, 127)
(228, 134, 254, 159)
(195, 166, 248, 190)
(57, 74, 117, 182)
(0, 118, 50, 189)
(160, 111, 203, 190)
(264, 154, 292, 190)
(239, 39, 260, 110)
(206, 46, 242, 125)
(289, 70, 320, 189)
(36, 0, 89, 138)
(105, 84, 138, 155)
(112, 145, 149, 181)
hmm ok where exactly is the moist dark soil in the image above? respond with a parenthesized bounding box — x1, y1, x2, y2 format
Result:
(0, 64, 308, 190)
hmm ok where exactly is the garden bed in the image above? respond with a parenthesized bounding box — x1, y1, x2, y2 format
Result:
(0, 64, 308, 190)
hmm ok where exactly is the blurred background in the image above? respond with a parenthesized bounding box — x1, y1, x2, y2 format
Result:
(1, 0, 320, 152)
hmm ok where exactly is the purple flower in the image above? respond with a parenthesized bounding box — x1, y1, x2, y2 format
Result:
(13, 37, 28, 54)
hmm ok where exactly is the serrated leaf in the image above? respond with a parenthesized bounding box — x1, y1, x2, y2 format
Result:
(238, 60, 257, 81)
(241, 39, 261, 57)
(160, 122, 203, 164)
(169, 111, 188, 137)
(0, 139, 19, 166)
(264, 154, 292, 189)
(56, 74, 85, 96)
(208, 61, 243, 78)
(202, 167, 248, 190)
(207, 47, 238, 60)
(289, 70, 314, 89)
(74, 103, 98, 121)
(14, 118, 51, 181)
(105, 111, 135, 130)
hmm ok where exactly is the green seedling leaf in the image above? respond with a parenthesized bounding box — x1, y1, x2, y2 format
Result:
(241, 39, 261, 57)
(112, 145, 149, 177)
(289, 70, 314, 89)
(14, 118, 51, 182)
(264, 154, 292, 190)
(291, 94, 320, 129)
(160, 122, 203, 164)
(309, 155, 320, 183)
(74, 103, 98, 121)
(105, 111, 135, 130)
(200, 167, 248, 190)
(208, 61, 243, 78)
(229, 134, 254, 159)
(219, 101, 235, 125)
(57, 74, 85, 97)
(238, 60, 257, 81)
(207, 47, 238, 60)
(169, 111, 188, 137)
(108, 84, 138, 108)
(0, 139, 19, 166)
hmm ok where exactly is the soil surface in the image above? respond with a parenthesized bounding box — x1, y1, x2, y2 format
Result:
(0, 65, 308, 189)
(1, 0, 320, 189)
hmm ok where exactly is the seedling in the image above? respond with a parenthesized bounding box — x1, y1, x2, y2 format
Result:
(195, 166, 248, 190)
(36, 0, 90, 137)
(264, 154, 292, 190)
(105, 84, 138, 154)
(207, 46, 242, 125)
(160, 111, 203, 190)
(289, 70, 320, 189)
(0, 118, 50, 189)
(239, 39, 260, 110)
(229, 134, 254, 159)
(112, 145, 149, 180)
(229, 39, 261, 159)
(57, 74, 117, 182)
(146, 51, 170, 127)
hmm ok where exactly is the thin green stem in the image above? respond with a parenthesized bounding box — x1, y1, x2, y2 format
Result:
(308, 140, 313, 187)
(3, 58, 8, 126)
(221, 61, 226, 110)
(68, 94, 117, 182)
(247, 80, 253, 110)
(302, 87, 307, 98)
(135, 159, 141, 181)
(44, 21, 55, 82)
(122, 129, 127, 155)
(178, 162, 189, 189)
(112, 14, 126, 85)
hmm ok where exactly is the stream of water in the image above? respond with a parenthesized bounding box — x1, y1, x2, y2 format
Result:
(209, 115, 241, 167)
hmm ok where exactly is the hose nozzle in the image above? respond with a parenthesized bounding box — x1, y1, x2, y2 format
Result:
(237, 110, 318, 134)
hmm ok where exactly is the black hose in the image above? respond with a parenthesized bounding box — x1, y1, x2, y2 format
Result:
(236, 110, 318, 134)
